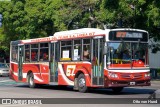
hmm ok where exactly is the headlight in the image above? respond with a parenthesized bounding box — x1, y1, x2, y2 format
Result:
(109, 72, 118, 78)
(144, 73, 150, 78)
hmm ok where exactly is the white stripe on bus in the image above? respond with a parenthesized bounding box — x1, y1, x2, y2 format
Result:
(58, 64, 74, 85)
(12, 72, 44, 82)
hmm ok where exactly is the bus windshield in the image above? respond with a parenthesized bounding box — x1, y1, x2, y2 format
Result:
(107, 42, 148, 68)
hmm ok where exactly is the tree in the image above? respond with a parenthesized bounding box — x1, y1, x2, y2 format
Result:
(0, 0, 160, 55)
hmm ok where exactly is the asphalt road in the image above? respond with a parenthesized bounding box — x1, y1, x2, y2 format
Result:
(0, 77, 159, 107)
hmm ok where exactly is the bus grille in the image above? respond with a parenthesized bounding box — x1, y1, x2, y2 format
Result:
(120, 73, 142, 79)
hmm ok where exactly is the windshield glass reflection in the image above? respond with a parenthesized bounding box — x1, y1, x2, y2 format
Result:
(107, 42, 148, 68)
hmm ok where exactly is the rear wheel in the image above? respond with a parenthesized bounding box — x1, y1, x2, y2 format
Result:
(77, 73, 88, 93)
(112, 87, 124, 93)
(28, 73, 36, 88)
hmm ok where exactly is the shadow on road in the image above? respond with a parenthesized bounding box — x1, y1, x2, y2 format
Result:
(15, 84, 156, 96)
(88, 88, 156, 96)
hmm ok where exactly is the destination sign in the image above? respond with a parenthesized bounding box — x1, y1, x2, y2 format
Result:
(109, 31, 148, 42)
(116, 32, 143, 38)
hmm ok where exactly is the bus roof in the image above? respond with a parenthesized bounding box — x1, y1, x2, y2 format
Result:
(13, 28, 105, 44)
(54, 28, 104, 36)
(11, 28, 148, 44)
(53, 28, 105, 38)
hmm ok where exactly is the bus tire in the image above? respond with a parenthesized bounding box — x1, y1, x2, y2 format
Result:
(28, 73, 36, 88)
(77, 73, 88, 93)
(112, 87, 123, 93)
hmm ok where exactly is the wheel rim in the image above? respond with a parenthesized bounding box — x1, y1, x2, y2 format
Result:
(78, 78, 85, 88)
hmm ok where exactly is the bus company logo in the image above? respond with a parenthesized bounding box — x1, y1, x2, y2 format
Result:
(130, 74, 134, 79)
(2, 99, 11, 104)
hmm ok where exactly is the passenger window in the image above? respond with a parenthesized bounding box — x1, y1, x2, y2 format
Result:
(73, 40, 81, 60)
(25, 45, 30, 62)
(83, 39, 91, 60)
(31, 44, 38, 61)
(40, 43, 49, 61)
(11, 45, 18, 62)
(60, 41, 72, 61)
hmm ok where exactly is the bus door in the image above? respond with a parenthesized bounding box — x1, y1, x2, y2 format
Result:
(18, 44, 24, 81)
(92, 37, 104, 85)
(49, 42, 58, 83)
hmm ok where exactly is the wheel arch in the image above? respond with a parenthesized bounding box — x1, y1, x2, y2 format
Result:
(75, 70, 84, 79)
(74, 68, 91, 87)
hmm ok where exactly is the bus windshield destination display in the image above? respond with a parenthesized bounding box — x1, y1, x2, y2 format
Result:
(109, 31, 148, 42)
(116, 32, 143, 38)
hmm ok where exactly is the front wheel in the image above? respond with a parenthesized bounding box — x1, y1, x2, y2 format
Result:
(28, 73, 36, 88)
(77, 73, 88, 93)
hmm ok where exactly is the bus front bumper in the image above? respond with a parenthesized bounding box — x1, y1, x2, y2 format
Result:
(106, 80, 151, 87)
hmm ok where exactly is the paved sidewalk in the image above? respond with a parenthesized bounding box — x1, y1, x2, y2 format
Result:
(151, 80, 160, 83)
(150, 80, 160, 89)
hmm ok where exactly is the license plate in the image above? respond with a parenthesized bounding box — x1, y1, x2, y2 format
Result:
(130, 82, 135, 85)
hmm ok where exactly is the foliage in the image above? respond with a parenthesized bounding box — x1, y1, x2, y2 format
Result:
(0, 0, 160, 55)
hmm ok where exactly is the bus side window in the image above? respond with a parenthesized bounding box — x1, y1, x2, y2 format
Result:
(11, 45, 18, 62)
(82, 39, 91, 60)
(40, 43, 49, 61)
(60, 40, 72, 61)
(83, 47, 90, 60)
(43, 52, 48, 60)
(24, 44, 30, 62)
(31, 51, 37, 61)
(31, 44, 38, 61)
(40, 51, 49, 61)
(40, 51, 43, 61)
(73, 39, 81, 60)
(25, 51, 30, 62)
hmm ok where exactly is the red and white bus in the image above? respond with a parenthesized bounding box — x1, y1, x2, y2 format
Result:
(10, 28, 150, 93)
